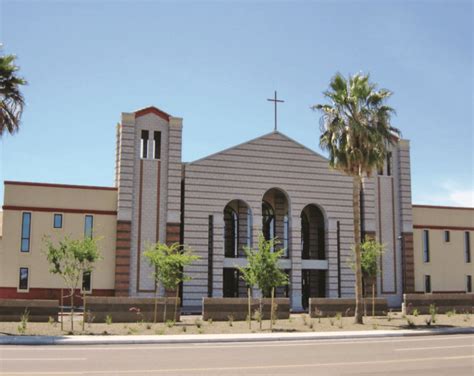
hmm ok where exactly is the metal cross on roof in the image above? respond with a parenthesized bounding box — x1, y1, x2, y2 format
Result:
(267, 91, 285, 131)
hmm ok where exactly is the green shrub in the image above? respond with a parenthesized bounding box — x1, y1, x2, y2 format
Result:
(182, 325, 187, 332)
(105, 315, 113, 325)
(17, 310, 29, 335)
(207, 318, 213, 325)
(166, 320, 175, 328)
(194, 318, 202, 328)
(253, 309, 262, 324)
(429, 304, 437, 324)
(412, 309, 419, 317)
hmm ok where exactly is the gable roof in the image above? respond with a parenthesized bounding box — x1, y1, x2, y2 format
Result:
(187, 130, 329, 165)
(134, 106, 171, 121)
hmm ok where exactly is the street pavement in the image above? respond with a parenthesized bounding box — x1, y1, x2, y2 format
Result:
(0, 333, 473, 375)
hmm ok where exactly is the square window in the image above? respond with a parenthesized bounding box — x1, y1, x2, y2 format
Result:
(53, 214, 63, 229)
(19, 268, 29, 290)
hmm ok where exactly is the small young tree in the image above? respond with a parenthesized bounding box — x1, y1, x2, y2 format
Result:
(144, 242, 199, 323)
(237, 258, 257, 330)
(239, 233, 288, 331)
(360, 239, 384, 317)
(44, 236, 101, 332)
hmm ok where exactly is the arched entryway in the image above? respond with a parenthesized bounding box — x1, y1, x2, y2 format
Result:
(301, 204, 327, 309)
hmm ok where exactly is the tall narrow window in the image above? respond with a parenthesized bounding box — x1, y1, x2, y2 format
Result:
(424, 275, 431, 293)
(208, 215, 214, 297)
(19, 267, 29, 290)
(82, 271, 91, 293)
(84, 215, 94, 238)
(422, 230, 430, 263)
(283, 215, 289, 257)
(20, 212, 31, 252)
(140, 130, 149, 159)
(53, 214, 63, 229)
(246, 208, 253, 248)
(153, 131, 161, 159)
(444, 230, 450, 243)
(465, 232, 471, 263)
(386, 152, 392, 176)
(467, 275, 472, 293)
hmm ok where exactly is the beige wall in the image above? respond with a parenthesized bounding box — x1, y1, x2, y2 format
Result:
(413, 205, 473, 293)
(1, 183, 118, 292)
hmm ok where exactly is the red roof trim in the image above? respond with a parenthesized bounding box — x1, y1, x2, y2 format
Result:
(4, 181, 117, 191)
(134, 106, 171, 121)
(3, 205, 117, 216)
(413, 204, 474, 211)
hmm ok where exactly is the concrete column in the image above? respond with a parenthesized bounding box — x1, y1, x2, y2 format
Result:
(290, 215, 303, 311)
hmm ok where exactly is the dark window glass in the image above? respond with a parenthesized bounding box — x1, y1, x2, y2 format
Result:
(444, 230, 450, 242)
(467, 275, 472, 293)
(262, 201, 275, 241)
(140, 130, 149, 159)
(465, 232, 471, 263)
(224, 207, 238, 258)
(82, 271, 91, 292)
(154, 131, 161, 159)
(21, 212, 31, 252)
(19, 268, 29, 290)
(84, 215, 93, 238)
(425, 275, 431, 293)
(423, 230, 430, 262)
(53, 214, 63, 229)
(386, 152, 392, 176)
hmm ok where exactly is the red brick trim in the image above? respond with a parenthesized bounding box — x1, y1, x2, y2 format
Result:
(402, 232, 415, 293)
(0, 287, 114, 301)
(114, 220, 131, 297)
(2, 205, 117, 216)
(413, 205, 474, 211)
(135, 106, 171, 121)
(166, 223, 181, 245)
(4, 181, 117, 191)
(413, 225, 474, 231)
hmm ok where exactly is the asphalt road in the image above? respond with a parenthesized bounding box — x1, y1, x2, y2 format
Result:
(0, 334, 473, 375)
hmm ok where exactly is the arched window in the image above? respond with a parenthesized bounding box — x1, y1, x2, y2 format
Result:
(262, 201, 275, 242)
(301, 204, 325, 260)
(224, 206, 238, 258)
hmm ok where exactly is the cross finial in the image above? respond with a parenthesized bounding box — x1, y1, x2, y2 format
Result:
(267, 91, 284, 131)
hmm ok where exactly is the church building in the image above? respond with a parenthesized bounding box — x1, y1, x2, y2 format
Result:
(0, 106, 414, 311)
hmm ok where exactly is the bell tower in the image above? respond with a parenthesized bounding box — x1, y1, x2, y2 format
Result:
(114, 106, 183, 296)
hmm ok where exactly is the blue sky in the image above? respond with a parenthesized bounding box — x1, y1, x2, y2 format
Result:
(0, 0, 472, 206)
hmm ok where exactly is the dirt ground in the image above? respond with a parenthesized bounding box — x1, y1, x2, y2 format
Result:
(0, 312, 472, 336)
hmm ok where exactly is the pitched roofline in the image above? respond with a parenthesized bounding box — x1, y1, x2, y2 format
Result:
(187, 130, 329, 166)
(134, 106, 171, 121)
(413, 204, 474, 211)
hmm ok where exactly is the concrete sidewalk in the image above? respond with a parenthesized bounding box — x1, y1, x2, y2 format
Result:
(1, 326, 473, 346)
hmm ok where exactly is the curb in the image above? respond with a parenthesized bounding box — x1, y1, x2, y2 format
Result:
(1, 327, 473, 346)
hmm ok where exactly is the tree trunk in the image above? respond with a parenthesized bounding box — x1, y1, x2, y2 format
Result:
(353, 174, 364, 324)
(174, 287, 179, 323)
(270, 287, 275, 332)
(70, 291, 74, 332)
(163, 293, 168, 324)
(153, 287, 158, 324)
(372, 282, 375, 317)
(82, 292, 86, 331)
(259, 296, 263, 331)
(60, 288, 64, 331)
(247, 287, 251, 330)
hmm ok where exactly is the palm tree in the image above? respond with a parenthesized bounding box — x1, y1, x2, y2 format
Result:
(313, 73, 400, 324)
(0, 52, 26, 136)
